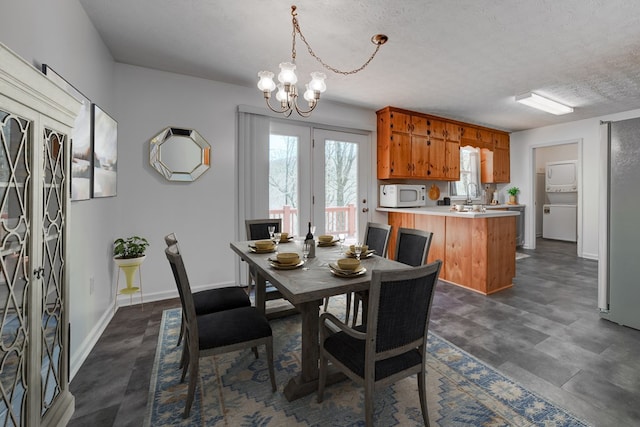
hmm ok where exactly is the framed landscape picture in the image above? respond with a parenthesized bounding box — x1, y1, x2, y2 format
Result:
(42, 64, 92, 201)
(91, 104, 118, 198)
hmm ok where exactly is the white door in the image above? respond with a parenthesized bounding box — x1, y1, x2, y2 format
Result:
(313, 129, 370, 240)
(268, 123, 370, 240)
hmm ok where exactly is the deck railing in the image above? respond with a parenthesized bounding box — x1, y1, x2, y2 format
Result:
(269, 204, 357, 237)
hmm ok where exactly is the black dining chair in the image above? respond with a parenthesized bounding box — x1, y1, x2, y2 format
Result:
(245, 219, 297, 318)
(164, 242, 276, 418)
(352, 226, 433, 326)
(394, 227, 433, 267)
(164, 233, 251, 347)
(318, 261, 442, 426)
(346, 222, 392, 325)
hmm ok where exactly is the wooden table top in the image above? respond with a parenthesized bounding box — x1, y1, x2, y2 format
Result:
(230, 240, 407, 305)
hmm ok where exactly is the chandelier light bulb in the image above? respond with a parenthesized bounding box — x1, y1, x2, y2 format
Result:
(308, 72, 327, 93)
(303, 84, 316, 105)
(275, 84, 288, 103)
(278, 62, 298, 85)
(257, 71, 276, 92)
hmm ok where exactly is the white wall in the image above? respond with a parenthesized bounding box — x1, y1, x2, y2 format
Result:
(113, 64, 377, 300)
(511, 108, 640, 259)
(535, 144, 578, 173)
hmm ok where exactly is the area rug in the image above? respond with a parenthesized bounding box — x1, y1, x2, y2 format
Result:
(145, 303, 589, 426)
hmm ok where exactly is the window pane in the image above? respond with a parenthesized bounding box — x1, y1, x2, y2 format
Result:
(269, 134, 298, 235)
(324, 140, 358, 238)
(450, 147, 480, 199)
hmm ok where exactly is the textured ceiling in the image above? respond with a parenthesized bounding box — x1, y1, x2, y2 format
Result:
(78, 0, 640, 132)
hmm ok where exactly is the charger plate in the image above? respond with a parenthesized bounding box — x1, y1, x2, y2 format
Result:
(268, 259, 304, 270)
(328, 263, 366, 277)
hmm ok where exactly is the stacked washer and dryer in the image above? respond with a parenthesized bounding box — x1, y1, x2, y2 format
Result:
(543, 160, 577, 242)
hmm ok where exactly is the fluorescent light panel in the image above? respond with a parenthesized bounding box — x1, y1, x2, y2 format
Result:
(515, 92, 573, 115)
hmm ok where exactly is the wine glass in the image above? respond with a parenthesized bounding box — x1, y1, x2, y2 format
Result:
(302, 242, 311, 270)
(338, 233, 346, 252)
(354, 242, 363, 261)
(273, 232, 281, 254)
(267, 225, 275, 241)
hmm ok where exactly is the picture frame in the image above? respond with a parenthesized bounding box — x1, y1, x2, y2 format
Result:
(42, 64, 92, 201)
(91, 104, 118, 198)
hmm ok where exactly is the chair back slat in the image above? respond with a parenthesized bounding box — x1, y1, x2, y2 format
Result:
(245, 219, 282, 240)
(367, 261, 441, 353)
(364, 222, 392, 258)
(165, 244, 198, 344)
(395, 228, 433, 266)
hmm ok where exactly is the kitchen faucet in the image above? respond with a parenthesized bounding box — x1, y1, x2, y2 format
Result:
(465, 182, 478, 205)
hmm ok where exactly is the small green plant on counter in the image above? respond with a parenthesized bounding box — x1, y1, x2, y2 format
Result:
(507, 187, 520, 196)
(113, 236, 149, 259)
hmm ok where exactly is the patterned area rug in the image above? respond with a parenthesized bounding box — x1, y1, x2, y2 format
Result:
(145, 302, 588, 426)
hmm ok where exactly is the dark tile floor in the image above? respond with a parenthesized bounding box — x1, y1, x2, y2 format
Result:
(69, 238, 640, 426)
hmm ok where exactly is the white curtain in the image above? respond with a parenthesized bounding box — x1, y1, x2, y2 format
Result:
(236, 111, 271, 284)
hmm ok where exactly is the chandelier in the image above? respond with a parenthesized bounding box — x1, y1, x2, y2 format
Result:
(257, 5, 388, 118)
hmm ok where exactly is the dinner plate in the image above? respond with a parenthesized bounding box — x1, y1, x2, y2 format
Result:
(344, 249, 375, 258)
(279, 236, 295, 243)
(328, 262, 366, 277)
(317, 239, 339, 247)
(248, 245, 275, 254)
(268, 259, 304, 270)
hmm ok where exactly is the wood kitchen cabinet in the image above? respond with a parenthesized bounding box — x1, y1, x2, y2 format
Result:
(481, 133, 511, 183)
(378, 106, 508, 182)
(377, 107, 460, 180)
(460, 125, 492, 149)
(386, 210, 516, 295)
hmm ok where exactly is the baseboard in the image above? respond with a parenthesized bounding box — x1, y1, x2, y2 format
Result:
(581, 251, 598, 260)
(70, 306, 114, 381)
(70, 280, 240, 381)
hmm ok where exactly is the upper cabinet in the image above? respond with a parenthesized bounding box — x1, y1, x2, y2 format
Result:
(377, 106, 509, 183)
(377, 107, 460, 180)
(480, 133, 511, 183)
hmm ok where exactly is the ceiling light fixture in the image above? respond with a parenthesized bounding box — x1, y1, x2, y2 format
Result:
(515, 92, 574, 115)
(257, 5, 388, 118)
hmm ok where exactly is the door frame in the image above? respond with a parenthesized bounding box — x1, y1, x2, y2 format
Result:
(268, 120, 372, 238)
(528, 138, 583, 256)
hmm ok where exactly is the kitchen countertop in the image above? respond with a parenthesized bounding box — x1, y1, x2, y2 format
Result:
(485, 204, 525, 209)
(376, 206, 520, 218)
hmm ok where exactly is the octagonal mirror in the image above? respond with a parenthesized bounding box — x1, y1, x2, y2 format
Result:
(149, 127, 211, 181)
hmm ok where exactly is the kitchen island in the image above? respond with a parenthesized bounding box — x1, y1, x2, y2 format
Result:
(378, 206, 519, 294)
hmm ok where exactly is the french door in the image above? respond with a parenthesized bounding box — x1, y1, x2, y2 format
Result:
(268, 123, 370, 240)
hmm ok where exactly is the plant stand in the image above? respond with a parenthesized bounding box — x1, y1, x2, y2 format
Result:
(114, 256, 145, 311)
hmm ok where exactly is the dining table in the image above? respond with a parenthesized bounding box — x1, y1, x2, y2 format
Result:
(230, 238, 407, 401)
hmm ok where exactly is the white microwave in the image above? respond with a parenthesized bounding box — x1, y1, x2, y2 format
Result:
(379, 184, 426, 208)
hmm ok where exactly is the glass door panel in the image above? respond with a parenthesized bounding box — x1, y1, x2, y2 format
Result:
(268, 124, 369, 240)
(313, 129, 369, 241)
(0, 110, 32, 426)
(268, 122, 311, 236)
(40, 127, 67, 415)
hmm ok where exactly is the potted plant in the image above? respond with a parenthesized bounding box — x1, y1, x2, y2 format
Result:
(114, 235, 149, 259)
(507, 186, 520, 204)
(113, 236, 149, 294)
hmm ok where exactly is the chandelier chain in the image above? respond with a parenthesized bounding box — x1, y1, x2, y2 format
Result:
(291, 11, 383, 76)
